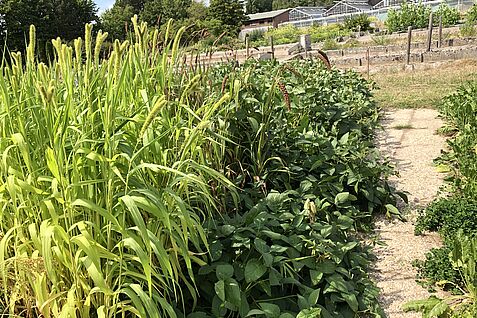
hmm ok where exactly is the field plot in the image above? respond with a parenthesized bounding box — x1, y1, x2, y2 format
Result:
(372, 60, 477, 109)
(0, 20, 404, 317)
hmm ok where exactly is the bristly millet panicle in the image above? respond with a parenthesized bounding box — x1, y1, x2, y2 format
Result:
(277, 81, 291, 111)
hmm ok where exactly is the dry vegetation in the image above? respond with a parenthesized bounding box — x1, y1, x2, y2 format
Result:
(372, 59, 477, 108)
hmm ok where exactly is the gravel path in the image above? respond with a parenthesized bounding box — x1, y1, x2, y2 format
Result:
(373, 108, 447, 318)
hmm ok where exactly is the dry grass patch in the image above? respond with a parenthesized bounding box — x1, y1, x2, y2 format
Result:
(372, 59, 477, 109)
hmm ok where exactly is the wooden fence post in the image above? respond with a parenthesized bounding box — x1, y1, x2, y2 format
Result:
(246, 36, 250, 58)
(438, 16, 443, 48)
(366, 47, 370, 79)
(427, 12, 433, 52)
(269, 36, 275, 59)
(407, 26, 412, 65)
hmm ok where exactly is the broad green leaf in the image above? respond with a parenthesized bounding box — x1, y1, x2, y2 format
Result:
(308, 289, 320, 306)
(310, 270, 323, 286)
(245, 259, 267, 283)
(385, 204, 400, 217)
(297, 308, 322, 318)
(260, 302, 280, 318)
(216, 264, 234, 280)
(342, 293, 359, 312)
(334, 192, 357, 205)
(247, 309, 266, 317)
(214, 280, 226, 301)
(224, 278, 242, 307)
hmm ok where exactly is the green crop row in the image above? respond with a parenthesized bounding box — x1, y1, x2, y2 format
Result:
(0, 17, 400, 317)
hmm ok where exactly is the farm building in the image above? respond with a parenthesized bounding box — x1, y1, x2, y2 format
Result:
(325, 0, 373, 16)
(289, 7, 327, 21)
(244, 9, 291, 28)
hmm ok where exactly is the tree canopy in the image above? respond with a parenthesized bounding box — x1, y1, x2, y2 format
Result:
(100, 0, 246, 40)
(0, 0, 98, 52)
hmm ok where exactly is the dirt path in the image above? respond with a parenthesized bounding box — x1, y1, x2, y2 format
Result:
(373, 108, 447, 318)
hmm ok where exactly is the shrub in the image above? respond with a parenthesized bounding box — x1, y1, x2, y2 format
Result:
(266, 24, 301, 45)
(386, 2, 458, 33)
(413, 246, 463, 293)
(371, 35, 391, 46)
(322, 38, 339, 50)
(465, 4, 477, 24)
(435, 3, 460, 27)
(247, 28, 266, 42)
(309, 23, 349, 43)
(415, 197, 477, 242)
(344, 13, 372, 32)
(461, 22, 477, 37)
(386, 1, 431, 32)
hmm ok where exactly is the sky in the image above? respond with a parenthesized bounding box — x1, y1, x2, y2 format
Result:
(95, 0, 115, 13)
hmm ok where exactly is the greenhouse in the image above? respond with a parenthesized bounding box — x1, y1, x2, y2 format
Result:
(289, 6, 327, 21)
(325, 0, 373, 16)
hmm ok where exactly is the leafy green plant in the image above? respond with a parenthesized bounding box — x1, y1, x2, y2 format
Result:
(371, 35, 391, 46)
(460, 22, 477, 37)
(174, 58, 403, 317)
(344, 14, 372, 32)
(188, 191, 383, 317)
(413, 247, 463, 293)
(404, 233, 477, 317)
(386, 2, 458, 33)
(322, 38, 339, 50)
(415, 198, 477, 242)
(465, 4, 477, 24)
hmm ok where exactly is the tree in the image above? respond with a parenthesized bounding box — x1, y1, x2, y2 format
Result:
(209, 0, 246, 36)
(100, 4, 135, 40)
(246, 0, 272, 14)
(54, 0, 97, 40)
(140, 0, 191, 27)
(116, 0, 146, 12)
(0, 0, 97, 52)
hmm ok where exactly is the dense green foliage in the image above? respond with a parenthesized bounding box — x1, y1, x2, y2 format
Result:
(249, 24, 349, 47)
(178, 60, 401, 317)
(465, 4, 477, 24)
(344, 14, 372, 32)
(246, 0, 273, 14)
(413, 246, 463, 293)
(404, 233, 477, 318)
(415, 198, 477, 242)
(0, 0, 97, 52)
(410, 76, 477, 318)
(209, 0, 247, 36)
(0, 17, 402, 317)
(386, 2, 459, 33)
(101, 0, 245, 41)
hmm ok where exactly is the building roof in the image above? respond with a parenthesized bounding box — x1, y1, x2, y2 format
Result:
(293, 6, 326, 14)
(326, 0, 372, 14)
(247, 9, 291, 21)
